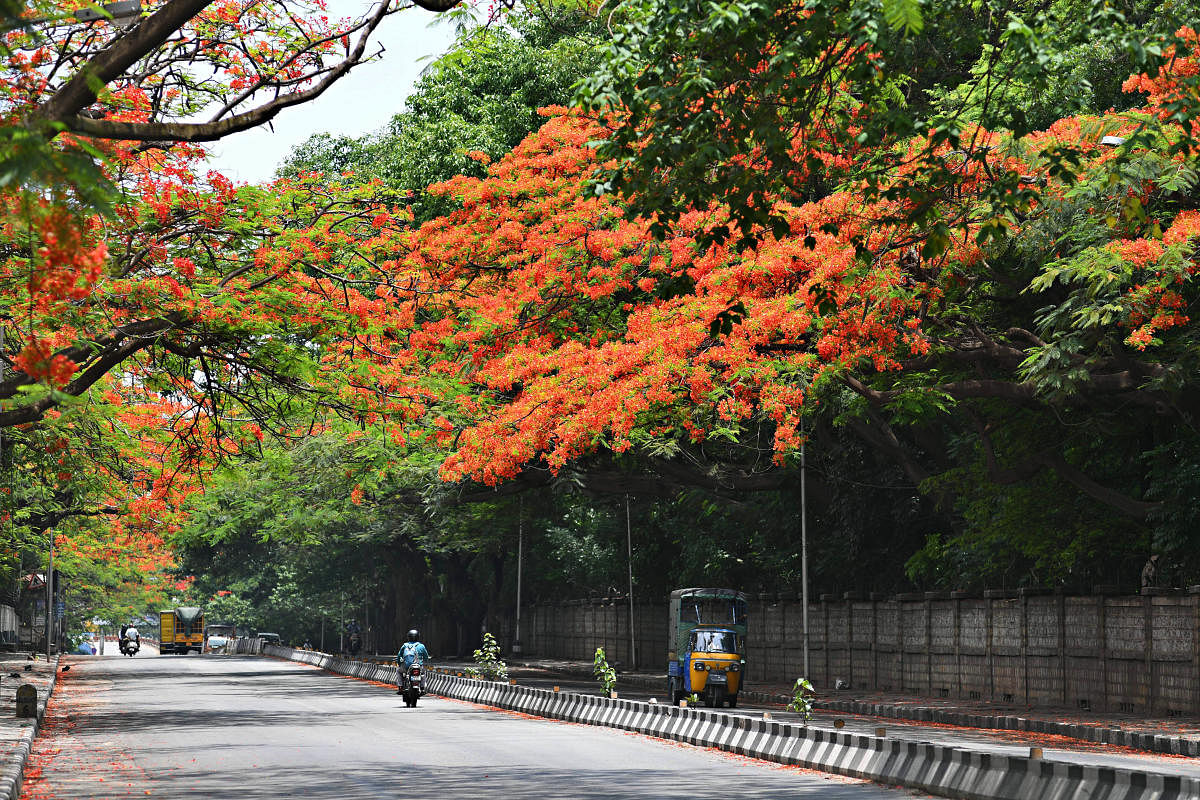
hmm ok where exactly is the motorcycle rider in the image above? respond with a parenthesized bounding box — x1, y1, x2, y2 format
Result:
(396, 629, 430, 695)
(120, 625, 140, 654)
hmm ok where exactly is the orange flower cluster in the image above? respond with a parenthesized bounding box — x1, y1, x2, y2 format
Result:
(12, 337, 77, 388)
(323, 44, 1200, 486)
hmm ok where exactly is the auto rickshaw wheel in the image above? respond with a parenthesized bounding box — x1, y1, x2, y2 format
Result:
(727, 694, 738, 708)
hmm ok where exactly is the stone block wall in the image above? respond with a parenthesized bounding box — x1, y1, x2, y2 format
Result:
(504, 589, 1200, 715)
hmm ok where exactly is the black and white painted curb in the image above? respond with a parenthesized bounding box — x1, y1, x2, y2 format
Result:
(258, 643, 1197, 800)
(507, 659, 1200, 758)
(1, 656, 61, 800)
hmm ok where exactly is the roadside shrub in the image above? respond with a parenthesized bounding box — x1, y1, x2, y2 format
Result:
(593, 647, 617, 694)
(787, 677, 815, 722)
(466, 632, 508, 680)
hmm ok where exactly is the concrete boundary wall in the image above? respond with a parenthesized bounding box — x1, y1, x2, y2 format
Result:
(260, 643, 1198, 800)
(501, 590, 1200, 716)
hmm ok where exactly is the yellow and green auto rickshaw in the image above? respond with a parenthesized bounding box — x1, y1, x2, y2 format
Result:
(667, 588, 748, 708)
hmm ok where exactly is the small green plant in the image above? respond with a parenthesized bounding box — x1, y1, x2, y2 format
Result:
(787, 677, 815, 721)
(687, 693, 700, 704)
(593, 647, 617, 694)
(467, 632, 508, 681)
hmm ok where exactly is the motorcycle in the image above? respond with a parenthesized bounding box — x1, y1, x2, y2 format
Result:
(400, 663, 423, 707)
(119, 637, 140, 657)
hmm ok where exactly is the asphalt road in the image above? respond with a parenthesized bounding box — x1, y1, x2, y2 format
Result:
(22, 655, 933, 799)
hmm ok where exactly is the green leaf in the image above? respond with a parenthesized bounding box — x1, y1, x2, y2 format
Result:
(882, 0, 923, 34)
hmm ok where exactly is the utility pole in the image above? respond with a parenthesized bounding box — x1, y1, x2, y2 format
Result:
(626, 495, 636, 670)
(339, 593, 344, 653)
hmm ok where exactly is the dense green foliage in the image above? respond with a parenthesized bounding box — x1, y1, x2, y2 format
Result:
(576, 0, 1189, 247)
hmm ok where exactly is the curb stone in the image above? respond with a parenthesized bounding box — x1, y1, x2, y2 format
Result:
(506, 659, 1200, 758)
(0, 656, 61, 800)
(264, 645, 1197, 800)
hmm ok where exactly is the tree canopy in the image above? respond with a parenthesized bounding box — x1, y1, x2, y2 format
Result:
(7, 0, 1200, 647)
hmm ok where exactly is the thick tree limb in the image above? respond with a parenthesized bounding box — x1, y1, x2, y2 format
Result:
(27, 505, 122, 533)
(408, 0, 462, 10)
(35, 0, 218, 124)
(59, 0, 391, 142)
(970, 413, 1046, 485)
(0, 312, 188, 427)
(31, 0, 454, 143)
(386, 449, 802, 511)
(970, 411, 1160, 519)
(1044, 454, 1161, 521)
(844, 413, 931, 488)
(847, 372, 1171, 409)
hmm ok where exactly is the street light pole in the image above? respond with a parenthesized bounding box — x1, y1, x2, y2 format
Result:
(514, 497, 523, 654)
(46, 529, 54, 659)
(801, 417, 809, 679)
(625, 495, 635, 670)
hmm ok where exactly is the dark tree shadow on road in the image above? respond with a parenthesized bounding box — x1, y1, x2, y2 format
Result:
(168, 764, 904, 799)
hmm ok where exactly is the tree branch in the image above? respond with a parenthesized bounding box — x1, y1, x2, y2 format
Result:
(408, 0, 463, 10)
(0, 315, 182, 427)
(844, 413, 931, 487)
(1044, 453, 1162, 521)
(57, 0, 392, 142)
(34, 0, 219, 124)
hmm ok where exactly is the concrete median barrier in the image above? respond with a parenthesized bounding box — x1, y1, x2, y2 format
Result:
(260, 644, 1195, 800)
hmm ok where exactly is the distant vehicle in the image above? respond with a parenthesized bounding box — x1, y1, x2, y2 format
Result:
(204, 623, 235, 653)
(159, 607, 205, 655)
(667, 588, 747, 708)
(205, 635, 229, 652)
(257, 632, 281, 645)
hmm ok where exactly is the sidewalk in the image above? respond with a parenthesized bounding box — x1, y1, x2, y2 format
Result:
(503, 656, 1200, 756)
(0, 653, 60, 800)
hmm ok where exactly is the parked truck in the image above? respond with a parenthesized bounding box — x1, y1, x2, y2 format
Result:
(159, 607, 204, 654)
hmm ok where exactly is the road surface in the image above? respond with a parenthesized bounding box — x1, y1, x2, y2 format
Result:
(21, 654, 933, 799)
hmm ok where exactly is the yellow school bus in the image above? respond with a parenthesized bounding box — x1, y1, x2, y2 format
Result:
(159, 607, 204, 654)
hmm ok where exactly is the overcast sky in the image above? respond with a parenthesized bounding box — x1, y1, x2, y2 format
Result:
(202, 3, 458, 185)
